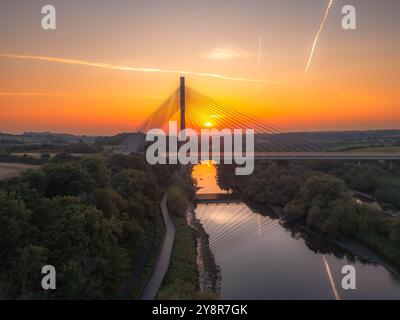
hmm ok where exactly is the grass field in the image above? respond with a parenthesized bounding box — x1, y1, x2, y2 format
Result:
(0, 162, 38, 180)
(348, 146, 400, 154)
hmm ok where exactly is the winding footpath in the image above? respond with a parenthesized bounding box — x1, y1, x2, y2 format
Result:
(139, 191, 176, 300)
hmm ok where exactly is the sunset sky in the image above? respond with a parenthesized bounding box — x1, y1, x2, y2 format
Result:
(0, 0, 399, 135)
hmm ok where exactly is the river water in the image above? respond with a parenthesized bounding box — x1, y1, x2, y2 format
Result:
(192, 162, 400, 300)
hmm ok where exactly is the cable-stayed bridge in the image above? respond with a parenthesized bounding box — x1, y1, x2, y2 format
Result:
(120, 77, 400, 161)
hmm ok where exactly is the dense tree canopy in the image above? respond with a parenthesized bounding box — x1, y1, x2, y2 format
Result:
(0, 154, 177, 299)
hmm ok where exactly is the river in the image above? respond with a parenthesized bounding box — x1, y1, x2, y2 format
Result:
(192, 162, 400, 300)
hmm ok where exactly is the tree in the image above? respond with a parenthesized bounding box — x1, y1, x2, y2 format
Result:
(0, 153, 167, 299)
(79, 157, 110, 188)
(389, 217, 400, 244)
(22, 169, 48, 196)
(16, 245, 49, 298)
(93, 188, 126, 218)
(37, 197, 130, 299)
(0, 191, 37, 298)
(167, 186, 190, 217)
(0, 191, 33, 263)
(284, 175, 352, 233)
(43, 163, 94, 197)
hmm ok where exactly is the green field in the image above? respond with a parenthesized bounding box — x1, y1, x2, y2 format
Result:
(348, 146, 400, 154)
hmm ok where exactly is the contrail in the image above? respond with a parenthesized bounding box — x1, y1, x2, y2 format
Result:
(322, 255, 341, 300)
(257, 33, 262, 72)
(0, 53, 283, 85)
(256, 33, 262, 92)
(304, 0, 334, 78)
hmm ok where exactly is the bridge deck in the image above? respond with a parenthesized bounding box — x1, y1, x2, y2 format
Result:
(195, 193, 241, 204)
(164, 152, 400, 161)
(252, 152, 400, 160)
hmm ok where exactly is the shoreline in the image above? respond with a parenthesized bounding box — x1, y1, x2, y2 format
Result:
(191, 183, 400, 296)
(268, 205, 400, 280)
(187, 205, 221, 297)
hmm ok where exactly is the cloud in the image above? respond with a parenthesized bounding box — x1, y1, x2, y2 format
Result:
(0, 53, 282, 85)
(0, 92, 91, 97)
(200, 45, 255, 60)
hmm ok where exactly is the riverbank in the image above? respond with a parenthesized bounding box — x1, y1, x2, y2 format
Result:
(217, 162, 400, 277)
(157, 215, 197, 299)
(155, 169, 220, 299)
(157, 206, 220, 299)
(187, 205, 221, 297)
(268, 205, 400, 279)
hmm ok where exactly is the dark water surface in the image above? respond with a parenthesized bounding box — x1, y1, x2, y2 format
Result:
(193, 163, 400, 300)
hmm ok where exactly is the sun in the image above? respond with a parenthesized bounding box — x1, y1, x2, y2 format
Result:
(204, 121, 213, 128)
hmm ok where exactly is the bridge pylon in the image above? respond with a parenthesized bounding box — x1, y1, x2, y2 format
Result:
(180, 76, 186, 132)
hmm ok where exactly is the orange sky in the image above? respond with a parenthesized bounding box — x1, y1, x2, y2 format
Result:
(0, 0, 399, 135)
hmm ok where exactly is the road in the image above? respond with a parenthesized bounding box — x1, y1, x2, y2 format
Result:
(139, 191, 176, 300)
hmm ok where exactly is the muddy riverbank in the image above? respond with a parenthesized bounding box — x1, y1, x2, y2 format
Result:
(187, 206, 221, 296)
